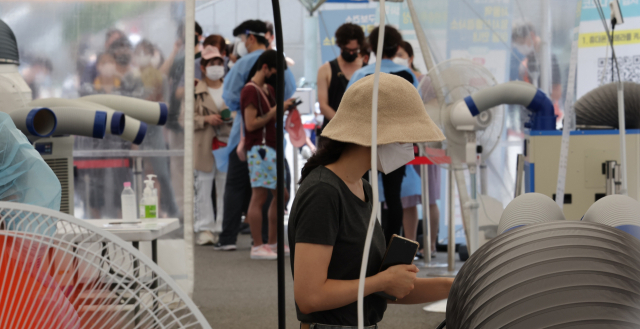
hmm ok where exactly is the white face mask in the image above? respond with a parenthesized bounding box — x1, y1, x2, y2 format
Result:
(376, 143, 415, 174)
(206, 65, 225, 81)
(227, 60, 236, 70)
(392, 57, 410, 68)
(98, 63, 117, 78)
(135, 54, 152, 68)
(150, 52, 161, 68)
(235, 38, 248, 57)
(514, 43, 534, 56)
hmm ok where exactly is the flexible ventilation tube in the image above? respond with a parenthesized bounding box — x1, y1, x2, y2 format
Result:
(9, 107, 57, 138)
(29, 98, 125, 135)
(575, 81, 640, 129)
(464, 81, 556, 130)
(81, 94, 168, 125)
(47, 106, 107, 139)
(29, 98, 147, 144)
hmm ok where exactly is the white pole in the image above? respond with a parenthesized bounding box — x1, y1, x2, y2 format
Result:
(540, 0, 552, 95)
(618, 83, 628, 195)
(183, 0, 196, 298)
(293, 146, 299, 195)
(419, 145, 431, 261)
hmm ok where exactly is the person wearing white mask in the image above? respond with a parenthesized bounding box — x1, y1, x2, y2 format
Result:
(134, 39, 163, 102)
(393, 40, 442, 258)
(91, 52, 120, 94)
(289, 74, 453, 328)
(193, 44, 234, 245)
(394, 41, 421, 79)
(347, 25, 419, 246)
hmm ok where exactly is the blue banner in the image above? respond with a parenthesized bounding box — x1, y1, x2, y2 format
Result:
(318, 8, 376, 63)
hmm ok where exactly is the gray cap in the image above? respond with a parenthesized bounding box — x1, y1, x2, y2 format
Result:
(447, 221, 640, 329)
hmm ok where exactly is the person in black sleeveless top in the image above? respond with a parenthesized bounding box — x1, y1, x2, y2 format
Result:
(317, 23, 365, 130)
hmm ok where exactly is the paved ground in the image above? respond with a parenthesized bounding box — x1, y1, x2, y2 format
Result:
(192, 234, 461, 328)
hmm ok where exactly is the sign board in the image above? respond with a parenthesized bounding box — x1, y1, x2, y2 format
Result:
(576, 0, 640, 99)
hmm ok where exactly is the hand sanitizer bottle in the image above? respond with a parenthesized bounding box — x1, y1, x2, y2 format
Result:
(139, 179, 157, 219)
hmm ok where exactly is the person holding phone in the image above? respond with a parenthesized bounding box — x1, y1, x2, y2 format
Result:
(288, 74, 454, 328)
(240, 50, 296, 260)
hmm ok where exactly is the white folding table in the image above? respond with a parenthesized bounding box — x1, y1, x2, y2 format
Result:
(57, 218, 180, 263)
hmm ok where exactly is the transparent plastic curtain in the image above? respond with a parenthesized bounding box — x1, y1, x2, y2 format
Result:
(0, 0, 193, 293)
(0, 1, 187, 220)
(411, 0, 579, 207)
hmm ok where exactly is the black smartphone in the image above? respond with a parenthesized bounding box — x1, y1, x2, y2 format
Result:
(375, 234, 420, 301)
(288, 98, 303, 110)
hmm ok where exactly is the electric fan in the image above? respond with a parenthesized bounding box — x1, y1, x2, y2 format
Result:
(0, 201, 210, 329)
(419, 58, 505, 253)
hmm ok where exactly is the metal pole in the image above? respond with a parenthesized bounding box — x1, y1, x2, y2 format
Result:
(448, 168, 455, 272)
(271, 1, 286, 328)
(419, 145, 431, 261)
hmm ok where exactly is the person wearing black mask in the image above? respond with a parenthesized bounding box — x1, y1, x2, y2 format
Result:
(316, 23, 365, 131)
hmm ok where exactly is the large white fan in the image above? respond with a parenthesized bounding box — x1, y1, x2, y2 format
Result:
(419, 58, 505, 254)
(0, 201, 210, 329)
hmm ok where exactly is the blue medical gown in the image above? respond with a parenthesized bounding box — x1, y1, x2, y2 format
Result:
(0, 112, 61, 235)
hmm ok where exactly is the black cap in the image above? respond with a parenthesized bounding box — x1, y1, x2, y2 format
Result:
(0, 19, 19, 65)
(233, 20, 268, 37)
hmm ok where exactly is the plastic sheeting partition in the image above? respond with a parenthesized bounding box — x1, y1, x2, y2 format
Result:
(0, 0, 195, 296)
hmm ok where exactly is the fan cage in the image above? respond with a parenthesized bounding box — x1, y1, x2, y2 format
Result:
(0, 201, 210, 329)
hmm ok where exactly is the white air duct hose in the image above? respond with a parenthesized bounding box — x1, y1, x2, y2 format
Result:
(8, 107, 57, 138)
(29, 98, 148, 145)
(80, 94, 168, 125)
(358, 1, 385, 327)
(464, 81, 556, 131)
(41, 106, 108, 140)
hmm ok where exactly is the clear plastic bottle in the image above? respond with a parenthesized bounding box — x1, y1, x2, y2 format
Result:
(121, 182, 137, 220)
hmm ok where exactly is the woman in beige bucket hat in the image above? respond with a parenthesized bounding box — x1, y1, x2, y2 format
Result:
(287, 73, 453, 328)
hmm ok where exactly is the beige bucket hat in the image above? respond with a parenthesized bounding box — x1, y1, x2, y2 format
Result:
(322, 73, 445, 146)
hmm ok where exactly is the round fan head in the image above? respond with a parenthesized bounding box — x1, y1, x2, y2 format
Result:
(420, 58, 504, 157)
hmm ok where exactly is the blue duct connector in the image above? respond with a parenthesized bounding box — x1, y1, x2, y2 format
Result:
(9, 107, 58, 138)
(133, 121, 148, 145)
(525, 89, 556, 130)
(111, 111, 125, 135)
(464, 81, 556, 131)
(26, 108, 57, 137)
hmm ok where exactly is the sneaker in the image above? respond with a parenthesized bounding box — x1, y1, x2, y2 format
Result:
(196, 231, 215, 245)
(213, 242, 237, 251)
(250, 244, 278, 260)
(269, 243, 290, 256)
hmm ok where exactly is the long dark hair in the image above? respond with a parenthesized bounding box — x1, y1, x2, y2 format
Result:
(299, 137, 349, 183)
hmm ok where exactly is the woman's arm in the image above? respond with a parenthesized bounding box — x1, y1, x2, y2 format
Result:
(392, 277, 454, 305)
(294, 242, 418, 315)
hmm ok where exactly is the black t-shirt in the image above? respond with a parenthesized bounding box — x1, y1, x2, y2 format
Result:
(288, 166, 387, 326)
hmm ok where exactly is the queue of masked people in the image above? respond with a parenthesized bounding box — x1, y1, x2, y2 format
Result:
(189, 19, 441, 263)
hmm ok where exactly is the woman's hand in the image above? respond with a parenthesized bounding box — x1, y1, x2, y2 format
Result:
(379, 265, 419, 299)
(206, 114, 223, 126)
(284, 98, 296, 111)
